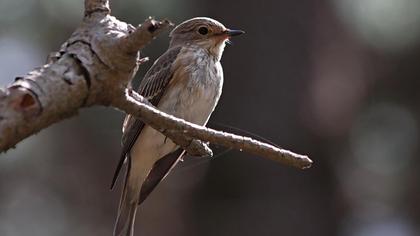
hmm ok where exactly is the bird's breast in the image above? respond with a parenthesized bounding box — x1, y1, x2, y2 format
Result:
(159, 48, 223, 126)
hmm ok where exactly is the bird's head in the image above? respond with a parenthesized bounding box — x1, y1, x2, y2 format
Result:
(169, 17, 244, 59)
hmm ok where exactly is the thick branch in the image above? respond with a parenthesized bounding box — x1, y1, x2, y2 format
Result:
(0, 15, 170, 152)
(113, 90, 312, 169)
(0, 55, 89, 151)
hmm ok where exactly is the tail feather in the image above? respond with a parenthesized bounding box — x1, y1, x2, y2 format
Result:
(113, 150, 184, 236)
(113, 200, 138, 236)
(113, 156, 140, 236)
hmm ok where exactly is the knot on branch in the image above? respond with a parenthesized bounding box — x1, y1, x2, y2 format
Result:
(7, 78, 43, 118)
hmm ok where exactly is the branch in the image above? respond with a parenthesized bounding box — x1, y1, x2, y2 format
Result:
(0, 1, 312, 170)
(0, 4, 171, 152)
(118, 18, 174, 54)
(113, 90, 312, 169)
(0, 55, 89, 151)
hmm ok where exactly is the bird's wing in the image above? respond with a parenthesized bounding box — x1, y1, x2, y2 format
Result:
(111, 46, 182, 189)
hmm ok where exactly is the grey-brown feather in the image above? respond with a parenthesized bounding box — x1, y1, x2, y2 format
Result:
(111, 46, 182, 189)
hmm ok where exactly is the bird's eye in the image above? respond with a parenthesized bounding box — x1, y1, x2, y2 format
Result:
(198, 27, 209, 35)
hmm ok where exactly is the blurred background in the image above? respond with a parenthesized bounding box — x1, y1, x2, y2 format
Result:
(1, 0, 420, 235)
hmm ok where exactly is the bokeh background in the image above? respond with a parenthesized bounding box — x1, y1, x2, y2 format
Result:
(1, 0, 420, 235)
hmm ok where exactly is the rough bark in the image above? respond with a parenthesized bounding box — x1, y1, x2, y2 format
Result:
(0, 0, 312, 169)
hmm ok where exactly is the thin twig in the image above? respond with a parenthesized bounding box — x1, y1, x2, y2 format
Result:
(114, 89, 312, 169)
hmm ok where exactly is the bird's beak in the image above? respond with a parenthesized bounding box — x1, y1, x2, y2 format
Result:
(225, 29, 245, 37)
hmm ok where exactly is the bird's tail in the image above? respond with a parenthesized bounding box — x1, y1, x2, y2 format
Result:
(113, 148, 183, 236)
(113, 158, 141, 236)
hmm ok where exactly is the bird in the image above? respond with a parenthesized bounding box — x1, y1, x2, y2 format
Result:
(111, 17, 244, 236)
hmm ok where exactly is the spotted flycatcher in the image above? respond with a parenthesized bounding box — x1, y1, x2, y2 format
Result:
(111, 17, 244, 236)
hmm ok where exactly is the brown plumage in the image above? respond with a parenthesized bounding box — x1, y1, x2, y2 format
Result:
(112, 17, 243, 236)
(111, 46, 182, 192)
